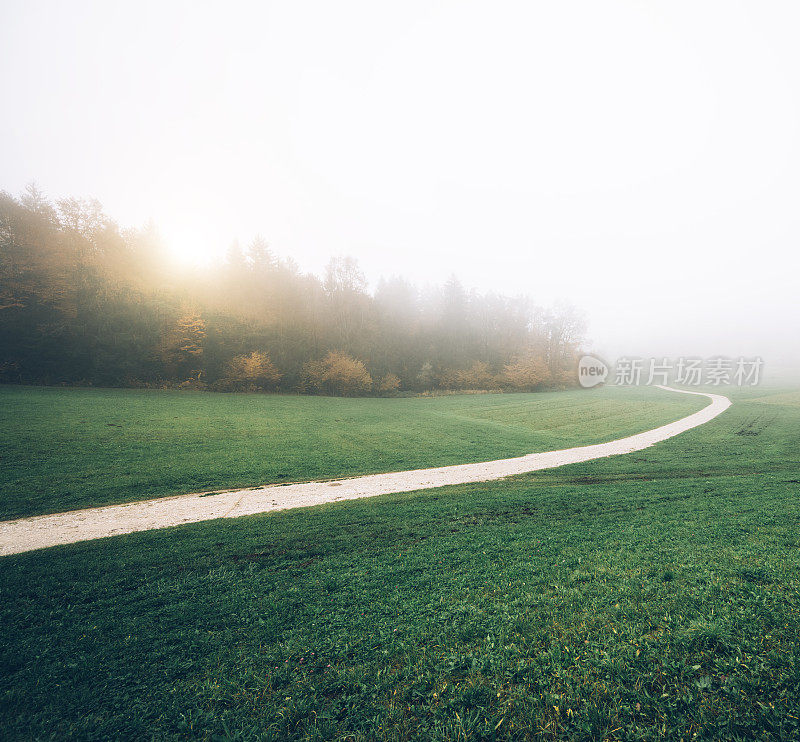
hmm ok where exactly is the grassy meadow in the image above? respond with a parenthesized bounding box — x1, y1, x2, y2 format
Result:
(1, 386, 799, 739)
(0, 384, 706, 519)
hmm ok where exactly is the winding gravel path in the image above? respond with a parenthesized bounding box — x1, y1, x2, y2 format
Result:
(0, 385, 730, 556)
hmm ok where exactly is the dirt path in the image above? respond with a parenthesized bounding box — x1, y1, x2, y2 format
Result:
(0, 386, 730, 556)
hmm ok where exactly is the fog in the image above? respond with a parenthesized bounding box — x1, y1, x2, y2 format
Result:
(2, 0, 799, 373)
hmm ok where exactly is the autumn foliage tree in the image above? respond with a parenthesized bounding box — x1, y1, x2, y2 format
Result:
(0, 185, 586, 394)
(161, 307, 205, 382)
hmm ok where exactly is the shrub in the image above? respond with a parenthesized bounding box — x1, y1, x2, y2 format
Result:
(178, 372, 207, 391)
(221, 351, 281, 392)
(502, 356, 551, 391)
(438, 367, 463, 390)
(301, 351, 372, 396)
(377, 373, 401, 395)
(299, 359, 326, 394)
(458, 361, 496, 389)
(438, 362, 497, 390)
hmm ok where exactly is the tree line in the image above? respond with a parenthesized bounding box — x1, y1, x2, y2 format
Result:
(0, 185, 585, 395)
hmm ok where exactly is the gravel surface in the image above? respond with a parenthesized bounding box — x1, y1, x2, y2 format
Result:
(0, 386, 731, 556)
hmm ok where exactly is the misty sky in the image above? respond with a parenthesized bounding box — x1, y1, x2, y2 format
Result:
(2, 1, 799, 368)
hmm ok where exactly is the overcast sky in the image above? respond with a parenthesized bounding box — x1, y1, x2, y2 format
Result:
(2, 1, 799, 368)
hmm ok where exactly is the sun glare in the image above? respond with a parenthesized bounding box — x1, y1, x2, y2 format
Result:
(163, 226, 217, 267)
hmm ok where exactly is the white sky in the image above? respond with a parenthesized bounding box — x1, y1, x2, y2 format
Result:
(2, 1, 799, 368)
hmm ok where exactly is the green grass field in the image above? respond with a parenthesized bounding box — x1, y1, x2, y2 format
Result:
(1, 386, 799, 739)
(0, 385, 706, 519)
